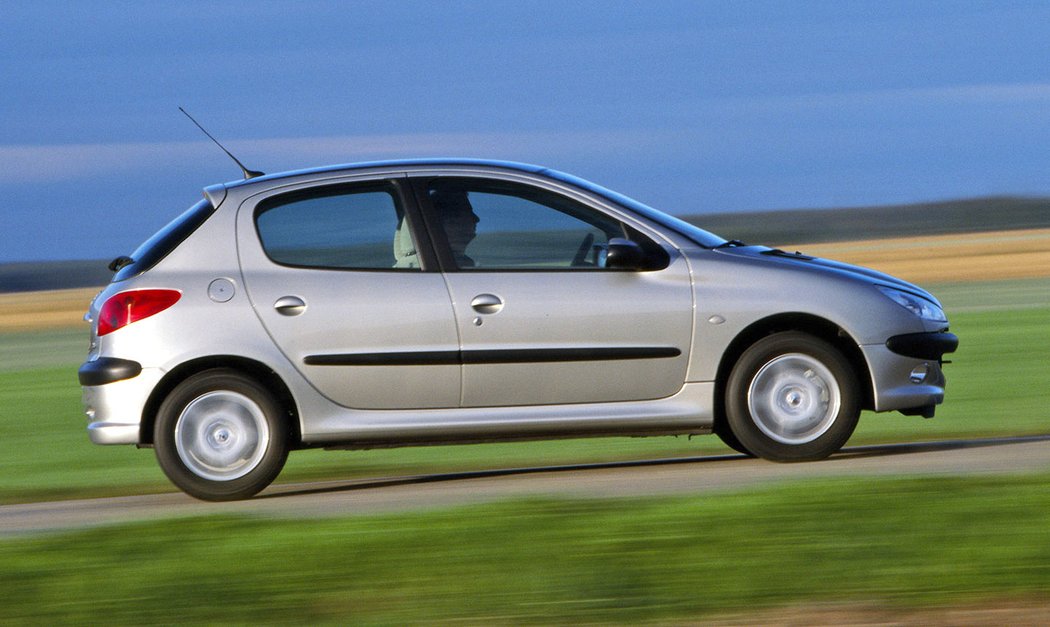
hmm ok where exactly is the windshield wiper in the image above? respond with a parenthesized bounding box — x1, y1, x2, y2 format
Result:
(714, 239, 746, 249)
(108, 255, 134, 272)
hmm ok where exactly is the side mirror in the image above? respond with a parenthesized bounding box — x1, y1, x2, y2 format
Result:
(603, 237, 645, 270)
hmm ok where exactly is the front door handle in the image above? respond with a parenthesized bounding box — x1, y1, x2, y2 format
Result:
(274, 295, 307, 316)
(470, 293, 504, 315)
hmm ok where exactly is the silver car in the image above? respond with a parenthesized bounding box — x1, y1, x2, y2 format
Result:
(79, 160, 958, 501)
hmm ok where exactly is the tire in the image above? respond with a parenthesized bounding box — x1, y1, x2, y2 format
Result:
(154, 369, 289, 501)
(725, 332, 860, 462)
(714, 420, 756, 457)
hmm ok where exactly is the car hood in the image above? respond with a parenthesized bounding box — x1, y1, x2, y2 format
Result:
(713, 245, 942, 304)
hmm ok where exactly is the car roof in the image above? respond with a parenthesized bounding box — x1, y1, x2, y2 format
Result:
(203, 158, 553, 210)
(221, 158, 548, 191)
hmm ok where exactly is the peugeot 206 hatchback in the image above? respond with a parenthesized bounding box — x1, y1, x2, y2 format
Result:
(79, 160, 958, 501)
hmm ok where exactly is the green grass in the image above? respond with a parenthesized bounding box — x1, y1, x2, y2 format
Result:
(0, 366, 165, 502)
(0, 327, 86, 372)
(1, 281, 1048, 504)
(2, 280, 1049, 623)
(931, 277, 1050, 313)
(2, 473, 1050, 624)
(853, 304, 1050, 441)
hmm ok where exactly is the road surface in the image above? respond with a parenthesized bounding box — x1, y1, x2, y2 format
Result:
(3, 435, 1050, 536)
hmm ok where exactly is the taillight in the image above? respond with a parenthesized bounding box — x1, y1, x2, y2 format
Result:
(97, 289, 181, 336)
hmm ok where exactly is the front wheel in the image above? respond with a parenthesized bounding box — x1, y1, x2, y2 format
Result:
(713, 420, 756, 457)
(725, 332, 860, 462)
(154, 369, 289, 501)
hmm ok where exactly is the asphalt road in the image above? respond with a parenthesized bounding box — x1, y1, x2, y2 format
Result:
(4, 435, 1050, 536)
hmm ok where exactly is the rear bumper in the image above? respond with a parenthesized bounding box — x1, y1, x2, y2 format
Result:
(81, 366, 164, 445)
(87, 421, 141, 445)
(78, 357, 142, 386)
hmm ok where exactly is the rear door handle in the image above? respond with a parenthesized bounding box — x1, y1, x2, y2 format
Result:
(470, 293, 504, 314)
(274, 295, 307, 316)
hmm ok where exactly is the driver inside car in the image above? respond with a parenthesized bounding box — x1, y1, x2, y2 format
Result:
(432, 188, 479, 268)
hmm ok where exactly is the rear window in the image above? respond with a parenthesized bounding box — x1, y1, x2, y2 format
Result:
(112, 199, 216, 282)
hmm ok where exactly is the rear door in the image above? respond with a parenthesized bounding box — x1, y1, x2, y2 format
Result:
(237, 177, 461, 409)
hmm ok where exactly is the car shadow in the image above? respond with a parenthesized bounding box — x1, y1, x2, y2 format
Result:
(827, 434, 1050, 461)
(260, 452, 746, 499)
(259, 434, 1050, 500)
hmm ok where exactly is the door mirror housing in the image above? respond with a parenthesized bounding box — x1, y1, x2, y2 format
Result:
(604, 237, 645, 270)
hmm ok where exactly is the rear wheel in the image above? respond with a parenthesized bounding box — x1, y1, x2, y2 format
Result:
(725, 332, 859, 462)
(155, 369, 289, 501)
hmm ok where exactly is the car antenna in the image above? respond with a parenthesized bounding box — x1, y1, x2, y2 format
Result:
(178, 106, 264, 179)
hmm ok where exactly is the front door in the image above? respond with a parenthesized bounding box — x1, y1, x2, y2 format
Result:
(417, 176, 694, 408)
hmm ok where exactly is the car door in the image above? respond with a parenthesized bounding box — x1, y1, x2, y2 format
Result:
(415, 175, 694, 408)
(237, 177, 461, 410)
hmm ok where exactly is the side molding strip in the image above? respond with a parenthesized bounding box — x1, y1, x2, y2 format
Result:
(304, 347, 681, 367)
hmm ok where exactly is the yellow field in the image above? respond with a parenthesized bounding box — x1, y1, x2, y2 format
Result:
(0, 288, 99, 332)
(788, 228, 1050, 284)
(2, 228, 1049, 332)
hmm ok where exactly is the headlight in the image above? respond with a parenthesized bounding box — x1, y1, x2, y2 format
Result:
(876, 286, 947, 322)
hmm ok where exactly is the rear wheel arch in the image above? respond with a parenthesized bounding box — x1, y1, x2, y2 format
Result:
(154, 368, 289, 500)
(141, 356, 300, 447)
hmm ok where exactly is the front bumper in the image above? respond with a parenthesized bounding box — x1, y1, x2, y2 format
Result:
(886, 332, 959, 360)
(862, 331, 958, 415)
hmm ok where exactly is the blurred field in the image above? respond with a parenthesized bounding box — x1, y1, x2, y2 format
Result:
(0, 288, 97, 332)
(3, 475, 1050, 623)
(3, 228, 1049, 333)
(790, 228, 1050, 284)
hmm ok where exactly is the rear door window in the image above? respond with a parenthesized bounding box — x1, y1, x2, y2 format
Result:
(255, 183, 421, 271)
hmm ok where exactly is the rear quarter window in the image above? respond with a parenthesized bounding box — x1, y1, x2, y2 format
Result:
(112, 199, 216, 282)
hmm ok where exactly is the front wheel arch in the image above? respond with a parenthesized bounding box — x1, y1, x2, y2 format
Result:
(724, 331, 861, 461)
(712, 313, 872, 442)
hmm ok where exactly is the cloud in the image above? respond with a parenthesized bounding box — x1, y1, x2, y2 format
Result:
(759, 82, 1050, 111)
(0, 129, 674, 185)
(888, 83, 1050, 103)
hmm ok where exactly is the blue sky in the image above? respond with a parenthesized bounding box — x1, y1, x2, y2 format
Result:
(3, 1, 1050, 262)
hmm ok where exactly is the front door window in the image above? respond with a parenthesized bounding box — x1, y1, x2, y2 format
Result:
(426, 178, 629, 271)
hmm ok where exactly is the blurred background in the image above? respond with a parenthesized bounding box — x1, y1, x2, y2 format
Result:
(4, 1, 1050, 265)
(2, 1, 1050, 623)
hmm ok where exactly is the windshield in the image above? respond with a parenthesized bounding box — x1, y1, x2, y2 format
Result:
(541, 169, 728, 248)
(112, 199, 216, 282)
